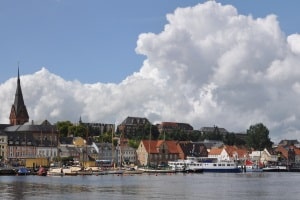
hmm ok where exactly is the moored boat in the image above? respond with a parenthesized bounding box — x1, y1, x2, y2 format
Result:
(262, 165, 288, 172)
(37, 166, 47, 176)
(241, 160, 263, 173)
(47, 167, 64, 176)
(0, 168, 17, 176)
(17, 167, 30, 176)
(138, 166, 175, 173)
(169, 157, 241, 173)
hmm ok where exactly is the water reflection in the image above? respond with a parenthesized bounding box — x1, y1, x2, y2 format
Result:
(1, 173, 300, 200)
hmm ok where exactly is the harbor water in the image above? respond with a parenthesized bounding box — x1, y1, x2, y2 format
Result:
(0, 172, 300, 200)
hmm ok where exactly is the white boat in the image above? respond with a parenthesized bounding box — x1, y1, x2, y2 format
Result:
(168, 158, 203, 173)
(168, 157, 241, 173)
(138, 167, 175, 173)
(47, 167, 79, 176)
(47, 167, 64, 176)
(262, 165, 288, 172)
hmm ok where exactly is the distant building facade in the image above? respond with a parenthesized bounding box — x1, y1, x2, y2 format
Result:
(200, 126, 229, 135)
(117, 116, 151, 138)
(79, 117, 115, 137)
(157, 122, 193, 134)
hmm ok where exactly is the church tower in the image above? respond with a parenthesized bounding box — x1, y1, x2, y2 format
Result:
(9, 68, 29, 125)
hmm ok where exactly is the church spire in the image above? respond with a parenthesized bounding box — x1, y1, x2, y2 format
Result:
(9, 68, 29, 125)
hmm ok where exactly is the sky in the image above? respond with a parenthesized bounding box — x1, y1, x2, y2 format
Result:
(1, 0, 300, 142)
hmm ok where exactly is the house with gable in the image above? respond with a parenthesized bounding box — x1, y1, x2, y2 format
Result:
(136, 140, 179, 167)
(208, 147, 223, 160)
(208, 145, 248, 162)
(248, 148, 271, 165)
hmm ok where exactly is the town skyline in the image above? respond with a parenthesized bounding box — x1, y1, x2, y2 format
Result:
(1, 1, 300, 143)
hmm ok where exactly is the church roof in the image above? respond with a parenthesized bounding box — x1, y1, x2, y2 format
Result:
(4, 124, 56, 133)
(9, 68, 29, 125)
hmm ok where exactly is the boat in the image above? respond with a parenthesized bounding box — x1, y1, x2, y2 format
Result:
(169, 157, 241, 173)
(37, 166, 47, 176)
(0, 168, 17, 176)
(47, 167, 78, 176)
(105, 168, 125, 175)
(138, 166, 175, 173)
(47, 167, 64, 176)
(17, 167, 30, 176)
(168, 158, 203, 173)
(123, 167, 144, 175)
(241, 160, 263, 173)
(262, 165, 288, 172)
(287, 163, 300, 172)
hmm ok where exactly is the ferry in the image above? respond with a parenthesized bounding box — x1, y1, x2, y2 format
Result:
(168, 157, 241, 173)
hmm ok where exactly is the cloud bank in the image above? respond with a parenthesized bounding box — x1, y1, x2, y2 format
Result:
(1, 1, 300, 142)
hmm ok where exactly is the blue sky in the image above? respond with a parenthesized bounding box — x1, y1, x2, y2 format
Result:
(1, 0, 299, 84)
(1, 1, 300, 142)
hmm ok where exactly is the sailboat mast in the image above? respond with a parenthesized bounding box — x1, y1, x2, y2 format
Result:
(148, 124, 151, 167)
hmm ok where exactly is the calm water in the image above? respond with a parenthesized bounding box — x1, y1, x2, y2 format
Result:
(0, 172, 300, 200)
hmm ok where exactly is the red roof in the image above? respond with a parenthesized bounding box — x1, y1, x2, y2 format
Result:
(142, 140, 179, 154)
(209, 148, 223, 155)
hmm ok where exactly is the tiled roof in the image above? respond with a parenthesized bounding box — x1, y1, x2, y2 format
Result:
(209, 148, 223, 155)
(224, 145, 248, 158)
(178, 142, 207, 157)
(165, 140, 179, 153)
(275, 146, 288, 159)
(294, 148, 300, 155)
(142, 140, 179, 154)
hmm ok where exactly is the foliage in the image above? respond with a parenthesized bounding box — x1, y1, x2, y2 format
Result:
(246, 123, 273, 150)
(224, 133, 236, 145)
(68, 124, 88, 138)
(128, 139, 139, 149)
(56, 121, 73, 137)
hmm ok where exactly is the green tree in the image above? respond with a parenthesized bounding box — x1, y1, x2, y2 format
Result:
(56, 121, 73, 137)
(224, 133, 236, 145)
(67, 124, 88, 138)
(246, 123, 273, 150)
(128, 139, 139, 149)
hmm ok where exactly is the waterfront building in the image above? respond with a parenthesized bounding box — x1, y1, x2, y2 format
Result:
(176, 141, 208, 159)
(0, 131, 8, 161)
(4, 120, 59, 166)
(208, 145, 248, 162)
(95, 142, 114, 162)
(121, 145, 137, 165)
(136, 140, 179, 167)
(3, 70, 58, 166)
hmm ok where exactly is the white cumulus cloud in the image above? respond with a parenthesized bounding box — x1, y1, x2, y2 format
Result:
(1, 1, 300, 142)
